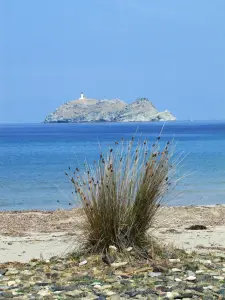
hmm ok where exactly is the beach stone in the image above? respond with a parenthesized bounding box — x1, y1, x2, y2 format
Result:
(147, 296, 160, 300)
(166, 291, 180, 299)
(125, 247, 133, 252)
(198, 259, 212, 265)
(111, 282, 121, 289)
(28, 296, 37, 300)
(217, 288, 225, 296)
(187, 270, 196, 277)
(105, 290, 116, 296)
(155, 285, 169, 292)
(29, 262, 37, 267)
(36, 282, 50, 287)
(108, 295, 120, 300)
(20, 270, 34, 276)
(171, 268, 182, 273)
(7, 281, 16, 287)
(153, 265, 167, 273)
(0, 270, 7, 276)
(111, 262, 128, 268)
(79, 260, 88, 266)
(203, 285, 213, 290)
(169, 259, 180, 263)
(65, 290, 87, 298)
(148, 272, 162, 277)
(50, 272, 60, 279)
(191, 286, 204, 293)
(198, 274, 212, 281)
(94, 285, 112, 290)
(32, 276, 43, 282)
(37, 289, 51, 296)
(91, 281, 101, 286)
(52, 265, 65, 271)
(0, 277, 10, 282)
(125, 290, 140, 297)
(201, 296, 214, 300)
(1, 291, 14, 298)
(181, 290, 194, 298)
(82, 293, 97, 300)
(105, 278, 118, 283)
(142, 288, 158, 296)
(196, 270, 204, 274)
(135, 295, 144, 299)
(109, 245, 117, 252)
(5, 269, 18, 276)
(186, 276, 196, 281)
(120, 279, 131, 285)
(213, 275, 224, 280)
(51, 284, 79, 292)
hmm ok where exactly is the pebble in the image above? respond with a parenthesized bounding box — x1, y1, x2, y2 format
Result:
(186, 276, 196, 281)
(125, 247, 133, 252)
(5, 269, 19, 276)
(175, 278, 182, 282)
(148, 272, 162, 277)
(105, 290, 116, 296)
(0, 252, 223, 299)
(196, 270, 204, 274)
(169, 259, 181, 263)
(109, 246, 117, 252)
(203, 285, 213, 290)
(186, 270, 196, 277)
(79, 260, 88, 266)
(111, 262, 128, 268)
(171, 268, 182, 272)
(38, 289, 51, 296)
(20, 270, 34, 276)
(213, 276, 224, 280)
(91, 281, 102, 286)
(166, 291, 180, 299)
(1, 291, 14, 298)
(0, 269, 7, 276)
(7, 280, 16, 286)
(94, 284, 112, 290)
(198, 259, 212, 265)
(65, 290, 87, 297)
(109, 295, 120, 300)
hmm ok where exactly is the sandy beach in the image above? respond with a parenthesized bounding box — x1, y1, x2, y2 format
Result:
(0, 205, 225, 263)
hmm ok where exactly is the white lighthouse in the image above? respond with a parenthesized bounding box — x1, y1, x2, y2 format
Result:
(79, 92, 84, 100)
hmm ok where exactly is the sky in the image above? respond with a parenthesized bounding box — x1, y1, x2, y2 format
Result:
(0, 0, 224, 123)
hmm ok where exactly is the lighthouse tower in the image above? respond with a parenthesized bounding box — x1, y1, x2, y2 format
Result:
(79, 92, 84, 100)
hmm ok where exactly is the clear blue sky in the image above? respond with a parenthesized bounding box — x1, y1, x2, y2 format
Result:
(0, 0, 224, 123)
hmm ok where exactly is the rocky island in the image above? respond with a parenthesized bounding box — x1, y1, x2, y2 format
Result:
(44, 93, 176, 123)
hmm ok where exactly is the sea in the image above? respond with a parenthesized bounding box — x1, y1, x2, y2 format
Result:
(1, 121, 225, 211)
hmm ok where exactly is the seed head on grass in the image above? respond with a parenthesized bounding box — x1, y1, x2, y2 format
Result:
(67, 136, 178, 255)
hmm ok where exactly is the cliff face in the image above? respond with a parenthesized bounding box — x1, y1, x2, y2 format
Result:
(44, 97, 176, 123)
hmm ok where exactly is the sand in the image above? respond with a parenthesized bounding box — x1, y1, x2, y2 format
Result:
(0, 205, 225, 263)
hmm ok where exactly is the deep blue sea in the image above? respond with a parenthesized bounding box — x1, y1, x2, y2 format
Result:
(1, 122, 225, 211)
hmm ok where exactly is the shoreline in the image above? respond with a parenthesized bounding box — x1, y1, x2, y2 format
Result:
(0, 205, 225, 263)
(1, 203, 224, 213)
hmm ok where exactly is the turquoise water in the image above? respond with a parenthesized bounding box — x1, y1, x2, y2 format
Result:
(1, 122, 225, 211)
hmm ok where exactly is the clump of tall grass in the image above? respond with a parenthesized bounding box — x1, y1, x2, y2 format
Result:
(66, 136, 178, 254)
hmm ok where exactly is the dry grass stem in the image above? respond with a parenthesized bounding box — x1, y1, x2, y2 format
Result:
(66, 135, 180, 255)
